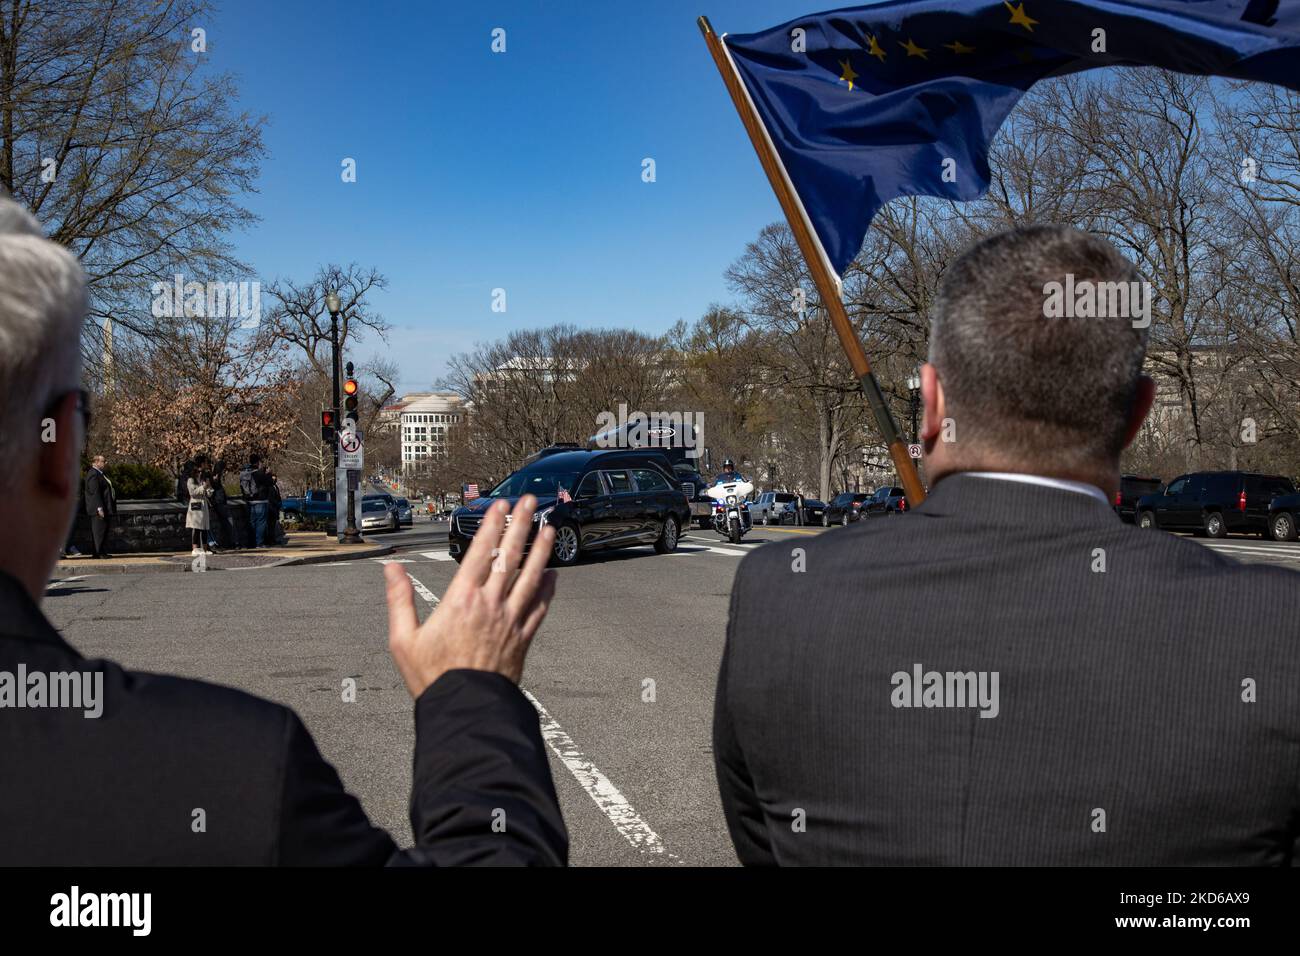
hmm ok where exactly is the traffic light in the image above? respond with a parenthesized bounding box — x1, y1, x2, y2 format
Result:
(343, 371, 359, 427)
(321, 408, 337, 443)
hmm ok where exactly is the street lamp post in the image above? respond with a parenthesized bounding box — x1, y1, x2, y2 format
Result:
(324, 291, 361, 543)
(325, 291, 342, 467)
(906, 372, 921, 446)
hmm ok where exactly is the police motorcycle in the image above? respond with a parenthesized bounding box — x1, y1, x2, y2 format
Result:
(704, 460, 753, 544)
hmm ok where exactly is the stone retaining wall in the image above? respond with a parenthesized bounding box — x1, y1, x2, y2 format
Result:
(67, 499, 260, 553)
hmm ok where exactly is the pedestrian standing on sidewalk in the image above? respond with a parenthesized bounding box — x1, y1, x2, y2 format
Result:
(266, 466, 288, 546)
(240, 454, 271, 548)
(186, 465, 213, 556)
(209, 458, 235, 550)
(84, 454, 115, 559)
(192, 454, 222, 553)
(176, 459, 194, 507)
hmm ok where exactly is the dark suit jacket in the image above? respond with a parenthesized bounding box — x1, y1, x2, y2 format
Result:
(715, 475, 1300, 865)
(84, 468, 115, 517)
(0, 572, 567, 865)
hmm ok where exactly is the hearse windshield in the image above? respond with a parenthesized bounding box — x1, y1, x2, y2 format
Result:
(487, 469, 581, 499)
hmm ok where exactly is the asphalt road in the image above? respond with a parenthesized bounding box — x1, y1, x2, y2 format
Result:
(42, 518, 1300, 866)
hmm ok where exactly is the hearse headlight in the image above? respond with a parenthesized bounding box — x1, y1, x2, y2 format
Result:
(534, 506, 554, 524)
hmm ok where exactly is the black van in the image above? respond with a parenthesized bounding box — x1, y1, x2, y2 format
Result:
(448, 449, 691, 566)
(1135, 471, 1295, 538)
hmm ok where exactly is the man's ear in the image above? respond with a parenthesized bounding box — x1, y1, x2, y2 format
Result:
(37, 391, 80, 499)
(920, 363, 945, 442)
(1122, 375, 1157, 450)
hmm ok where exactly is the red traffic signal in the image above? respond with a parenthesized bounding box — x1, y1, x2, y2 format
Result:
(343, 378, 358, 396)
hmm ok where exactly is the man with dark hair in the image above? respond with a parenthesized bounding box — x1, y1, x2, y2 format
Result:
(715, 224, 1300, 866)
(240, 453, 271, 548)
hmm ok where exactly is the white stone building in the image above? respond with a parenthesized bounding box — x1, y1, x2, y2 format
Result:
(388, 392, 464, 471)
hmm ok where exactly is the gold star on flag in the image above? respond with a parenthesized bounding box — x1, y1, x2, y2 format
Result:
(899, 37, 929, 59)
(944, 40, 976, 55)
(867, 35, 887, 62)
(1005, 1, 1038, 32)
(839, 57, 859, 90)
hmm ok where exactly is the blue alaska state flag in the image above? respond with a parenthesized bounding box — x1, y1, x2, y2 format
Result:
(723, 0, 1300, 275)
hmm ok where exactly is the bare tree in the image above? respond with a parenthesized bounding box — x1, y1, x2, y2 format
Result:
(725, 223, 870, 499)
(263, 263, 390, 378)
(441, 325, 678, 482)
(0, 0, 266, 358)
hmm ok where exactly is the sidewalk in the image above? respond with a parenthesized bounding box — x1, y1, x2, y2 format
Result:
(56, 532, 393, 576)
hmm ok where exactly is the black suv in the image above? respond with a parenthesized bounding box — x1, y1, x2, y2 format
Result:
(1113, 474, 1162, 523)
(864, 485, 909, 516)
(1267, 491, 1300, 542)
(448, 449, 691, 566)
(1136, 471, 1295, 538)
(825, 492, 871, 526)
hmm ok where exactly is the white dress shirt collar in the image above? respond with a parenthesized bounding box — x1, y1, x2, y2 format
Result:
(964, 471, 1109, 506)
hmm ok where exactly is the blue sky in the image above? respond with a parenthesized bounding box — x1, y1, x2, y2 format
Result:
(211, 0, 816, 392)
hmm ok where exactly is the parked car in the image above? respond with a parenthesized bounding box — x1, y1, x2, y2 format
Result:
(773, 496, 825, 526)
(1136, 471, 1295, 538)
(863, 485, 909, 516)
(753, 491, 798, 525)
(280, 488, 334, 521)
(448, 449, 690, 567)
(394, 497, 413, 527)
(356, 496, 400, 535)
(1113, 474, 1162, 523)
(359, 495, 402, 533)
(801, 498, 827, 525)
(825, 492, 871, 526)
(1266, 491, 1300, 542)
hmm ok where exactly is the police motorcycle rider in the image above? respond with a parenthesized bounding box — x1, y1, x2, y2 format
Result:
(713, 458, 745, 484)
(705, 458, 754, 543)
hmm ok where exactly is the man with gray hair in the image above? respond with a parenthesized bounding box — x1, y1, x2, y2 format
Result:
(715, 224, 1300, 865)
(0, 196, 567, 865)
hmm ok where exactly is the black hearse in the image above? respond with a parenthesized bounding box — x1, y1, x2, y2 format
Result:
(448, 448, 691, 566)
(586, 413, 715, 528)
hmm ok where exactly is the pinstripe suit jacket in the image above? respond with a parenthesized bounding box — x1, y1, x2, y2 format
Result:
(714, 474, 1300, 865)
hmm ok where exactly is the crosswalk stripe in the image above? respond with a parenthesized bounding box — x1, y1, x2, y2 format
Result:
(420, 551, 456, 561)
(1199, 542, 1300, 558)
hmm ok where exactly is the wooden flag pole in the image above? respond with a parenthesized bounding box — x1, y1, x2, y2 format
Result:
(697, 15, 926, 507)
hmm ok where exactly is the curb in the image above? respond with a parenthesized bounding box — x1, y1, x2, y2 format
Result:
(56, 543, 394, 576)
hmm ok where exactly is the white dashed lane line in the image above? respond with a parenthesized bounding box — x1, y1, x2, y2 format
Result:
(403, 571, 440, 605)
(400, 570, 675, 861)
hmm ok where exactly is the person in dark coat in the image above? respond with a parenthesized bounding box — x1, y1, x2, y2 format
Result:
(208, 458, 235, 550)
(83, 454, 115, 559)
(715, 225, 1300, 866)
(0, 194, 568, 866)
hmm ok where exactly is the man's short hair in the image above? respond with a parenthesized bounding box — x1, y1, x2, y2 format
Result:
(0, 197, 86, 483)
(928, 225, 1149, 469)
